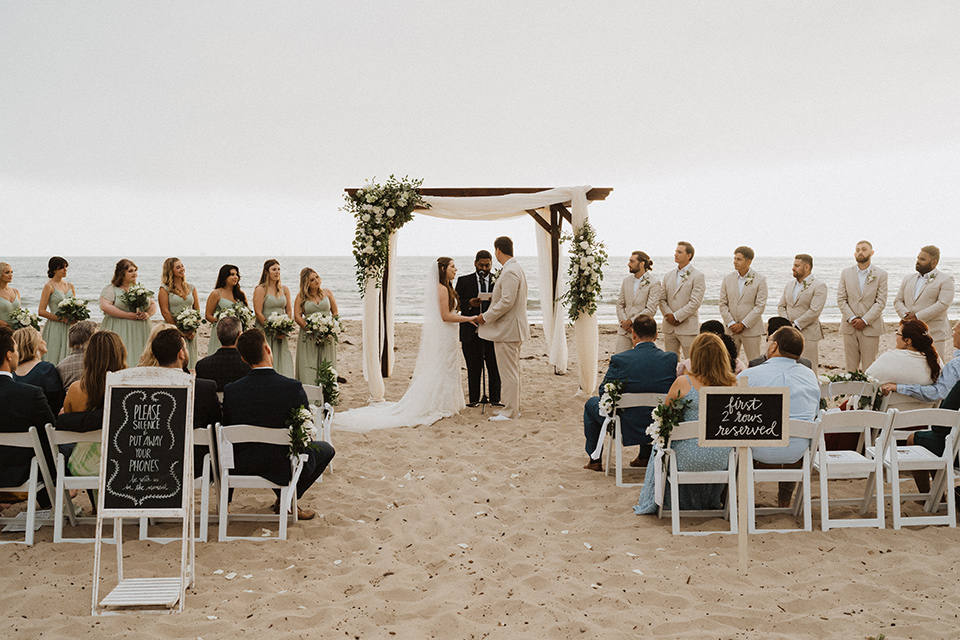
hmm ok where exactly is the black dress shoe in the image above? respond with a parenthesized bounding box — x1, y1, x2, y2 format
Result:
(337, 376, 347, 383)
(491, 401, 504, 407)
(466, 402, 480, 408)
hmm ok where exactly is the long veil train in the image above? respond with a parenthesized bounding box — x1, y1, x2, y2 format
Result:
(332, 262, 466, 432)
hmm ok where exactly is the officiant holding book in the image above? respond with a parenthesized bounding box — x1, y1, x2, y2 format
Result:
(456, 250, 501, 407)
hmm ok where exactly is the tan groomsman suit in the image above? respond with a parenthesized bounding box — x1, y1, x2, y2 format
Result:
(778, 276, 828, 370)
(614, 274, 662, 353)
(719, 269, 768, 362)
(894, 269, 956, 361)
(478, 257, 530, 419)
(659, 266, 705, 359)
(837, 265, 888, 371)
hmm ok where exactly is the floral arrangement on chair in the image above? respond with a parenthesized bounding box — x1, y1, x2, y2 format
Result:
(817, 371, 881, 410)
(646, 397, 692, 451)
(314, 360, 340, 407)
(287, 404, 320, 459)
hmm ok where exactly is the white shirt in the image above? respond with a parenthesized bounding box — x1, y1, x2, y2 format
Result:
(792, 276, 812, 303)
(0, 370, 12, 379)
(857, 266, 869, 294)
(675, 266, 691, 293)
(737, 271, 749, 296)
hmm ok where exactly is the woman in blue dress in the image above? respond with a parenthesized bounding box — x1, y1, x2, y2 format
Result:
(38, 256, 77, 365)
(635, 332, 737, 514)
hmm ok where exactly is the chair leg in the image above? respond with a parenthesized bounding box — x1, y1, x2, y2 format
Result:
(218, 472, 230, 542)
(890, 462, 902, 530)
(278, 488, 288, 540)
(25, 461, 39, 546)
(746, 454, 757, 534)
(801, 453, 812, 531)
(199, 460, 210, 543)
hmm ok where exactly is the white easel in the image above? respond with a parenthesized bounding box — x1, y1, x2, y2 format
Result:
(92, 368, 196, 615)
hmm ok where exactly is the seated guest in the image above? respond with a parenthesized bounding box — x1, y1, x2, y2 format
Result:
(222, 329, 334, 520)
(677, 319, 746, 376)
(148, 327, 221, 474)
(56, 320, 97, 389)
(867, 319, 940, 411)
(0, 326, 56, 509)
(634, 332, 737, 513)
(583, 315, 677, 472)
(196, 317, 251, 391)
(748, 317, 814, 369)
(13, 327, 65, 414)
(738, 326, 820, 507)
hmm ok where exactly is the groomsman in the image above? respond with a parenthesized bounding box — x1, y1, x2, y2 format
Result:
(718, 245, 768, 362)
(659, 241, 705, 359)
(837, 240, 888, 371)
(455, 250, 501, 407)
(614, 251, 662, 353)
(777, 253, 827, 370)
(894, 245, 955, 361)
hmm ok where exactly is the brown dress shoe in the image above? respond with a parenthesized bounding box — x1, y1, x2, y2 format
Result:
(629, 455, 647, 468)
(273, 500, 316, 520)
(583, 460, 603, 472)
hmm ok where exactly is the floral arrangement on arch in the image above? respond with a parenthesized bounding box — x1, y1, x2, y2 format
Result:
(342, 175, 430, 294)
(559, 221, 608, 322)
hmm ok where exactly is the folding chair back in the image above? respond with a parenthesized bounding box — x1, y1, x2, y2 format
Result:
(0, 426, 55, 546)
(819, 381, 879, 411)
(604, 392, 665, 488)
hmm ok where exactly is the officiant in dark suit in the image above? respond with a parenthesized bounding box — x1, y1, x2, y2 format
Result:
(455, 250, 501, 407)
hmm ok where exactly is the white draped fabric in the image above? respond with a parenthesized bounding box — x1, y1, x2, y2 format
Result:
(359, 186, 599, 401)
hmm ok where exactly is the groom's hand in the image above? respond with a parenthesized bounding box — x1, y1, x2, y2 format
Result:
(476, 314, 485, 325)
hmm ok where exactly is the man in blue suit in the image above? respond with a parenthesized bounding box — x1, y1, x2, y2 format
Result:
(222, 328, 335, 520)
(583, 315, 678, 471)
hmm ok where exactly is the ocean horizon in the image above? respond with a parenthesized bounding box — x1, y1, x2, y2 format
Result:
(4, 254, 958, 325)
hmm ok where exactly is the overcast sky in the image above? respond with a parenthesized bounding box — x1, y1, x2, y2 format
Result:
(2, 1, 958, 258)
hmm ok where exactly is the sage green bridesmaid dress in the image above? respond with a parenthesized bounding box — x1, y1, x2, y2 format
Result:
(0, 293, 21, 328)
(207, 297, 236, 355)
(163, 285, 198, 368)
(257, 293, 294, 378)
(295, 297, 337, 384)
(100, 284, 151, 368)
(41, 288, 70, 364)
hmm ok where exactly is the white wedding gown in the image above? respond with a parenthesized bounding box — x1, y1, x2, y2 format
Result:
(333, 266, 466, 432)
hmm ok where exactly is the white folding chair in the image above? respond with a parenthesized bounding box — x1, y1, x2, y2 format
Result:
(0, 426, 56, 546)
(813, 409, 895, 531)
(217, 424, 306, 542)
(43, 425, 116, 544)
(657, 421, 738, 536)
(603, 393, 665, 487)
(746, 418, 822, 534)
(139, 425, 220, 543)
(868, 408, 960, 529)
(819, 380, 880, 412)
(303, 384, 333, 476)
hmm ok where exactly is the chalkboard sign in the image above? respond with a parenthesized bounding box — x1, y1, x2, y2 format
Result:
(98, 369, 195, 517)
(698, 386, 790, 447)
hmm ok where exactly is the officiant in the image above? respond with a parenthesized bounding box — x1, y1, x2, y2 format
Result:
(456, 250, 502, 407)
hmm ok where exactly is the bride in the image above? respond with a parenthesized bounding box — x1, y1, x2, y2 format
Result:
(333, 257, 478, 432)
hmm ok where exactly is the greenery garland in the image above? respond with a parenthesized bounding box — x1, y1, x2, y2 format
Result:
(559, 221, 608, 322)
(342, 175, 430, 294)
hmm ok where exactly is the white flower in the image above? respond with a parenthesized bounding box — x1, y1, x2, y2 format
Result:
(398, 196, 407, 206)
(373, 228, 381, 236)
(817, 374, 831, 384)
(373, 206, 382, 214)
(362, 213, 371, 222)
(365, 194, 377, 203)
(363, 246, 374, 254)
(362, 204, 373, 212)
(386, 208, 395, 216)
(375, 214, 382, 223)
(580, 241, 590, 250)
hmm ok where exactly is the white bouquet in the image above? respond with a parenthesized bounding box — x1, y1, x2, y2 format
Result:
(303, 313, 344, 345)
(175, 307, 203, 333)
(120, 282, 154, 312)
(215, 302, 256, 330)
(263, 312, 296, 339)
(55, 296, 91, 323)
(9, 307, 41, 331)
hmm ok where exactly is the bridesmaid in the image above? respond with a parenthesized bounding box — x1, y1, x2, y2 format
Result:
(100, 258, 157, 368)
(38, 256, 77, 364)
(294, 267, 339, 384)
(0, 261, 21, 329)
(205, 264, 247, 355)
(253, 259, 294, 378)
(158, 257, 201, 368)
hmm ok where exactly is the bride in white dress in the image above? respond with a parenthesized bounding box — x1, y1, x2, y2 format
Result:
(333, 257, 478, 432)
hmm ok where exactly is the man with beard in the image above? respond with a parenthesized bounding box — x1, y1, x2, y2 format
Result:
(894, 245, 956, 361)
(777, 253, 828, 370)
(836, 240, 888, 371)
(455, 250, 501, 407)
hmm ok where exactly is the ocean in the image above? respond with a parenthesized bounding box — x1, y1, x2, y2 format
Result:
(4, 255, 959, 325)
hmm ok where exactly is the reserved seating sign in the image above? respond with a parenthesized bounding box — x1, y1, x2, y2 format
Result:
(697, 386, 790, 447)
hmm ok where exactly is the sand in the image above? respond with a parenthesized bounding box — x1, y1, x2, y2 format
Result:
(2, 320, 957, 639)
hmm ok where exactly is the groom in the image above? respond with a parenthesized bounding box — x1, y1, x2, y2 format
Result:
(477, 236, 530, 421)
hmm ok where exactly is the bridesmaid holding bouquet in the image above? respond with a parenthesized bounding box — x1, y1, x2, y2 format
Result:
(253, 259, 294, 378)
(158, 257, 201, 368)
(294, 267, 339, 384)
(100, 259, 157, 367)
(37, 256, 77, 364)
(205, 264, 248, 355)
(0, 262, 21, 329)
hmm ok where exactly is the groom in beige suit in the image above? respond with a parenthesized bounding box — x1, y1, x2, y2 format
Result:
(478, 236, 530, 421)
(614, 251, 662, 353)
(837, 240, 888, 371)
(778, 253, 828, 370)
(659, 241, 705, 359)
(719, 245, 768, 362)
(894, 245, 956, 361)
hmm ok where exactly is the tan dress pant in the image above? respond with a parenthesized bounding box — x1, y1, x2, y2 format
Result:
(494, 341, 522, 419)
(802, 340, 820, 371)
(842, 332, 880, 372)
(731, 333, 762, 362)
(664, 333, 694, 360)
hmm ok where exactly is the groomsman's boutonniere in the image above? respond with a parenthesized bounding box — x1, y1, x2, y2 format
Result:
(491, 268, 501, 284)
(801, 278, 813, 291)
(744, 271, 755, 287)
(866, 269, 877, 285)
(926, 271, 938, 283)
(678, 269, 690, 283)
(638, 273, 651, 288)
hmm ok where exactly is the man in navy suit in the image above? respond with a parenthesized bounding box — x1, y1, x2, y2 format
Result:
(455, 250, 501, 407)
(195, 317, 251, 391)
(222, 329, 334, 520)
(583, 315, 677, 471)
(0, 326, 56, 508)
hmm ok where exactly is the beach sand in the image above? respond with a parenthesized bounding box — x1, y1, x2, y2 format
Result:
(2, 320, 957, 639)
